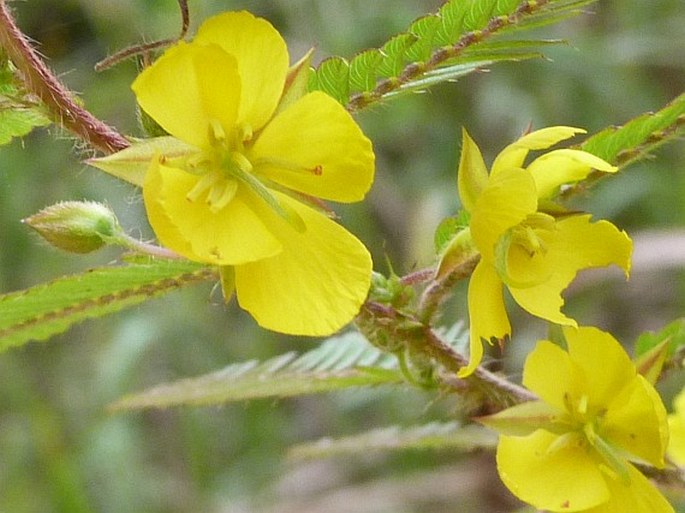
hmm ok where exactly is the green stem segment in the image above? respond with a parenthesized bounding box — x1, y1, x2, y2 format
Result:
(0, 0, 130, 154)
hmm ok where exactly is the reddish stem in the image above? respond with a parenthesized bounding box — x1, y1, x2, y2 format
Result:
(0, 0, 130, 154)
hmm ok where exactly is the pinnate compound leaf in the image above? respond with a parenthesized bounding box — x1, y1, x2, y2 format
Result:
(288, 422, 497, 460)
(110, 331, 404, 411)
(309, 0, 597, 109)
(0, 260, 214, 351)
(581, 92, 685, 167)
(0, 54, 50, 144)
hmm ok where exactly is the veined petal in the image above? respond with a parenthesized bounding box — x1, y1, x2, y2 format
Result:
(523, 340, 573, 412)
(234, 192, 372, 336)
(195, 11, 289, 130)
(602, 375, 668, 468)
(470, 166, 537, 262)
(143, 160, 282, 265)
(497, 430, 610, 512)
(508, 215, 631, 325)
(584, 464, 674, 513)
(492, 127, 586, 176)
(457, 128, 489, 213)
(528, 149, 617, 199)
(132, 42, 241, 150)
(250, 92, 374, 202)
(564, 327, 636, 414)
(459, 260, 510, 377)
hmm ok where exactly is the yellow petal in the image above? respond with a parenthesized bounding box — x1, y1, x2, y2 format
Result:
(143, 160, 282, 265)
(234, 192, 372, 336)
(250, 92, 375, 202)
(470, 166, 537, 262)
(584, 464, 674, 513)
(508, 215, 632, 325)
(522, 340, 573, 412)
(457, 128, 489, 213)
(195, 11, 289, 129)
(459, 260, 510, 377)
(132, 42, 241, 150)
(492, 127, 586, 176)
(564, 326, 636, 413)
(602, 375, 668, 468)
(528, 149, 617, 199)
(497, 430, 610, 512)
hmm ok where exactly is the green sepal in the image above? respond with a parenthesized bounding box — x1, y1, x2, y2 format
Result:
(434, 210, 470, 253)
(435, 226, 478, 280)
(87, 136, 197, 186)
(476, 400, 565, 437)
(275, 48, 314, 116)
(634, 339, 669, 385)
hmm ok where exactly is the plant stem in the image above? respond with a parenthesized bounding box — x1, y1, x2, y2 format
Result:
(118, 233, 185, 260)
(0, 0, 130, 154)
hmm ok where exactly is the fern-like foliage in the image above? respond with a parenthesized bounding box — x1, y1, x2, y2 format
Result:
(110, 331, 404, 411)
(0, 260, 214, 351)
(288, 422, 497, 460)
(0, 51, 50, 144)
(581, 92, 685, 167)
(308, 0, 597, 110)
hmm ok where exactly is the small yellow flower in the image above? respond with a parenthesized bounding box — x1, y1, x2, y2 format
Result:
(480, 326, 673, 513)
(94, 12, 375, 336)
(455, 127, 632, 376)
(667, 388, 685, 465)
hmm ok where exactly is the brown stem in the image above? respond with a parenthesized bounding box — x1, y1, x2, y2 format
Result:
(346, 0, 551, 111)
(0, 0, 130, 154)
(95, 0, 190, 71)
(356, 300, 535, 411)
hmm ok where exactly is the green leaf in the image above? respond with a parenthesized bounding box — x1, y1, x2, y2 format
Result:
(309, 0, 597, 109)
(0, 53, 50, 145)
(0, 260, 214, 351)
(634, 318, 685, 361)
(581, 92, 685, 167)
(110, 331, 404, 411)
(288, 422, 497, 460)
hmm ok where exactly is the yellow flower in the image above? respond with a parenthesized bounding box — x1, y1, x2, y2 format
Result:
(480, 326, 673, 513)
(455, 127, 632, 376)
(667, 388, 685, 465)
(94, 12, 375, 336)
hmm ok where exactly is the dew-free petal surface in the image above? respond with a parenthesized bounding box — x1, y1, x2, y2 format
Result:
(251, 92, 374, 203)
(234, 192, 372, 336)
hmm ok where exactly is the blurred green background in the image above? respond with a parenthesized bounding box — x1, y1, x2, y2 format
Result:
(0, 0, 684, 511)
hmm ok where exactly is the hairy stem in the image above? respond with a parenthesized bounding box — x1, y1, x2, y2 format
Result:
(346, 0, 551, 112)
(0, 0, 130, 154)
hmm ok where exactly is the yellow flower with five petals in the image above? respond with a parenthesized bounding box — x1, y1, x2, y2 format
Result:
(92, 12, 375, 336)
(480, 326, 673, 513)
(455, 127, 632, 376)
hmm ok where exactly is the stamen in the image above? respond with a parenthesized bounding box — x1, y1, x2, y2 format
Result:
(253, 157, 323, 176)
(186, 171, 219, 203)
(207, 179, 238, 213)
(577, 395, 588, 416)
(208, 119, 226, 145)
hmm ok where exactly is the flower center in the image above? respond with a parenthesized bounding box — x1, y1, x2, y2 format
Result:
(494, 213, 557, 288)
(181, 119, 321, 229)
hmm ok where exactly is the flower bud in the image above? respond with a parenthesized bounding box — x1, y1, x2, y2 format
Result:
(23, 201, 121, 253)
